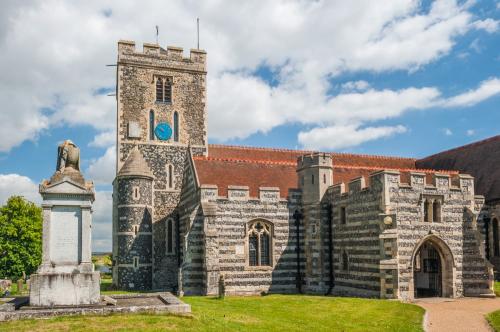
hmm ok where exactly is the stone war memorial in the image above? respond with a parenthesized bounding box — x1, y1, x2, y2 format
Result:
(30, 140, 100, 306)
(0, 140, 190, 321)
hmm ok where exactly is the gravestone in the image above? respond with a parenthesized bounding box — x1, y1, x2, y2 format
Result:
(29, 140, 100, 306)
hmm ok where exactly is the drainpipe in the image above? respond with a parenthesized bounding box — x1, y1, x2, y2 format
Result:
(176, 212, 181, 267)
(293, 209, 303, 293)
(326, 204, 335, 295)
(176, 212, 182, 296)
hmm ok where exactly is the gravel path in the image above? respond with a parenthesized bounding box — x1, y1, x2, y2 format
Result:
(415, 297, 500, 332)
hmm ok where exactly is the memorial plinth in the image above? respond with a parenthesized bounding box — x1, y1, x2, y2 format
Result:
(30, 140, 100, 306)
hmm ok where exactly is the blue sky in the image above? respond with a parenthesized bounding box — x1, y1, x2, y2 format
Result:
(0, 0, 499, 251)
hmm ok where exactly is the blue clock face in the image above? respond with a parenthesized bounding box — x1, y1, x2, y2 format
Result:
(154, 122, 172, 141)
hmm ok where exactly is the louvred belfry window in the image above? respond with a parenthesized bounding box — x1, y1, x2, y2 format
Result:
(247, 220, 272, 267)
(155, 76, 173, 103)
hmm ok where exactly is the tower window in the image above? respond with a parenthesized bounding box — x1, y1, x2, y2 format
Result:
(167, 164, 174, 189)
(156, 78, 163, 102)
(149, 110, 155, 140)
(323, 174, 326, 184)
(164, 78, 172, 103)
(173, 112, 179, 142)
(132, 186, 140, 200)
(155, 76, 173, 103)
(247, 220, 272, 267)
(133, 225, 139, 236)
(311, 174, 315, 184)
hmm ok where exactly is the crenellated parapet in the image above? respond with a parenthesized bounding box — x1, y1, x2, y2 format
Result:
(118, 40, 206, 71)
(200, 185, 283, 204)
(330, 169, 472, 195)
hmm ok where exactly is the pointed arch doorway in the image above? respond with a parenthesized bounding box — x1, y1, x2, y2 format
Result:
(411, 235, 455, 298)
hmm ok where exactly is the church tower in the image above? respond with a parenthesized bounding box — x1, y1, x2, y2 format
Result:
(113, 40, 207, 290)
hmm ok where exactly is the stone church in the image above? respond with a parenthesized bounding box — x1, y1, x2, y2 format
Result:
(112, 40, 499, 300)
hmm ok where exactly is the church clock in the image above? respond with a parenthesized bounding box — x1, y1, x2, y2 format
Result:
(154, 122, 173, 141)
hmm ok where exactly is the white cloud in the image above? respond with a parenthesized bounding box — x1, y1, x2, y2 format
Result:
(472, 18, 499, 33)
(444, 128, 453, 136)
(0, 0, 497, 152)
(85, 146, 116, 185)
(442, 77, 500, 107)
(341, 80, 370, 92)
(92, 190, 112, 252)
(469, 38, 481, 53)
(0, 174, 40, 205)
(298, 125, 407, 150)
(466, 129, 475, 136)
(89, 130, 115, 148)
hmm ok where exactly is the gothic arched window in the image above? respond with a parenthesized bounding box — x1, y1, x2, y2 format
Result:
(155, 76, 172, 103)
(247, 220, 272, 267)
(149, 110, 155, 140)
(173, 111, 179, 142)
(156, 78, 163, 102)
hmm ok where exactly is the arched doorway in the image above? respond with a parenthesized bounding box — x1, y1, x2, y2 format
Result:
(411, 235, 455, 298)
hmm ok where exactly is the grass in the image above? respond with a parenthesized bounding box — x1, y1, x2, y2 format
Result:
(0, 294, 424, 332)
(495, 281, 500, 297)
(487, 310, 500, 331)
(488, 282, 500, 331)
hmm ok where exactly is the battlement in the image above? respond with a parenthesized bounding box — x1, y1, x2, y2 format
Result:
(297, 153, 332, 171)
(200, 184, 283, 203)
(117, 40, 206, 67)
(331, 169, 473, 195)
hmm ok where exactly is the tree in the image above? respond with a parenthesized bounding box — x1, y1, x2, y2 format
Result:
(0, 196, 42, 281)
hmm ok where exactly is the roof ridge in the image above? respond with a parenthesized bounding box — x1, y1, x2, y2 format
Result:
(331, 152, 416, 161)
(208, 144, 315, 154)
(418, 135, 500, 161)
(333, 164, 459, 174)
(208, 144, 416, 161)
(193, 155, 296, 166)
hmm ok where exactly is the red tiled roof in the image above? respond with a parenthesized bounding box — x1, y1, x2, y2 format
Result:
(417, 135, 500, 201)
(208, 144, 417, 169)
(194, 144, 459, 198)
(193, 156, 297, 197)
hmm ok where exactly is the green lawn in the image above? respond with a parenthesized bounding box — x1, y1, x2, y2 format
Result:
(0, 295, 424, 332)
(487, 310, 500, 331)
(495, 281, 500, 297)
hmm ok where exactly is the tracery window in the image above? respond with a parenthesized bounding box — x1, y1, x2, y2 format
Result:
(247, 220, 272, 267)
(155, 76, 173, 103)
